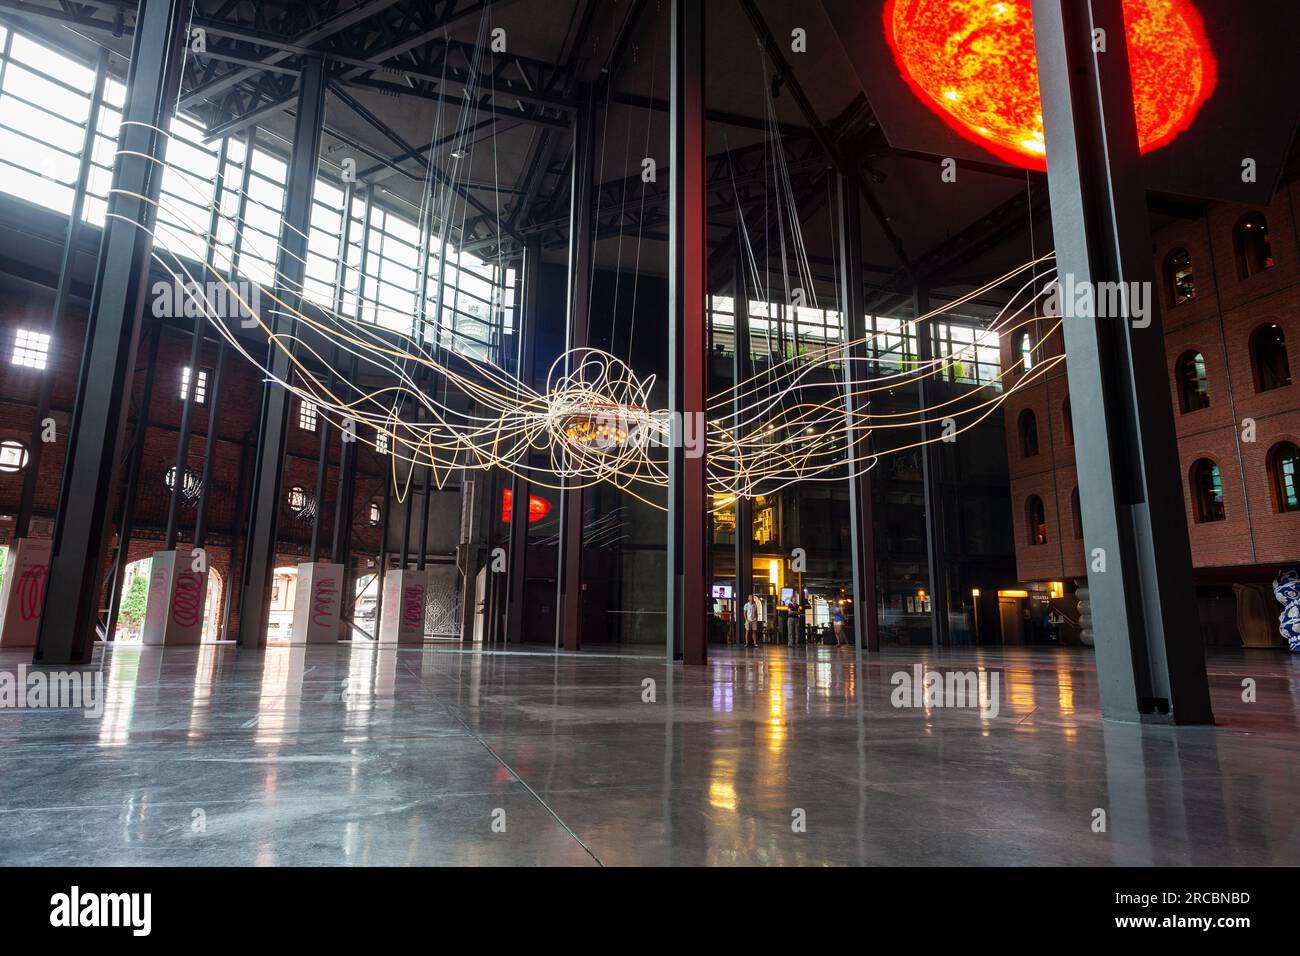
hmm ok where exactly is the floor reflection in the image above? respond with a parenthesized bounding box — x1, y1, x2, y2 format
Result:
(0, 641, 1294, 865)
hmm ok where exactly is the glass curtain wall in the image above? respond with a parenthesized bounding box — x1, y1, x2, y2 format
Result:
(0, 24, 515, 361)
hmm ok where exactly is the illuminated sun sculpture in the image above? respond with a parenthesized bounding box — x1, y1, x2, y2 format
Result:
(883, 0, 1217, 170)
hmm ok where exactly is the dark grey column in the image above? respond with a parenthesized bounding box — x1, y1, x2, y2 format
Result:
(732, 240, 753, 642)
(222, 434, 253, 641)
(103, 325, 163, 643)
(16, 49, 107, 539)
(555, 84, 595, 652)
(192, 340, 227, 551)
(165, 139, 229, 551)
(329, 181, 358, 568)
(667, 0, 708, 665)
(506, 237, 541, 645)
(337, 186, 373, 637)
(1032, 0, 1211, 723)
(374, 471, 392, 630)
(197, 128, 257, 553)
(414, 185, 436, 574)
(837, 172, 880, 658)
(35, 0, 194, 664)
(237, 56, 328, 648)
(914, 285, 949, 650)
(308, 365, 335, 563)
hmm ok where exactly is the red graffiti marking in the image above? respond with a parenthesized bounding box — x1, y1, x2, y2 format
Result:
(171, 570, 203, 628)
(16, 564, 48, 622)
(311, 576, 339, 626)
(401, 585, 425, 628)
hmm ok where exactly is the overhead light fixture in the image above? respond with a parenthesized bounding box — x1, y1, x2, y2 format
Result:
(450, 148, 467, 159)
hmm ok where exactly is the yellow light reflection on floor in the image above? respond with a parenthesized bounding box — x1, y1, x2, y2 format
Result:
(1057, 667, 1075, 716)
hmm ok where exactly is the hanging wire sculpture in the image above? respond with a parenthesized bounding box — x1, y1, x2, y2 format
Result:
(121, 9, 1065, 515)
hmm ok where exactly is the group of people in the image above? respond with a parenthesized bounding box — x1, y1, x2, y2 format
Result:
(738, 594, 849, 648)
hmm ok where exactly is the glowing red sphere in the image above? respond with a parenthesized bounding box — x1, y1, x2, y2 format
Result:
(501, 489, 551, 524)
(883, 0, 1217, 170)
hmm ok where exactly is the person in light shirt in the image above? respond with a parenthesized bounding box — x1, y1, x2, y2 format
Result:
(743, 594, 762, 648)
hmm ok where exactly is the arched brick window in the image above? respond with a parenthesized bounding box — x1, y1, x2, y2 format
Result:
(1018, 408, 1039, 457)
(1250, 323, 1291, 392)
(1175, 350, 1210, 412)
(1189, 458, 1225, 523)
(1026, 495, 1047, 545)
(1234, 212, 1274, 279)
(1165, 247, 1196, 306)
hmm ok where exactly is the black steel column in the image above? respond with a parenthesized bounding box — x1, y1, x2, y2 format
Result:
(197, 128, 256, 554)
(506, 237, 540, 646)
(192, 340, 226, 551)
(1032, 0, 1211, 723)
(837, 172, 880, 657)
(164, 140, 228, 552)
(221, 433, 253, 641)
(308, 366, 334, 562)
(414, 184, 436, 573)
(914, 284, 949, 650)
(335, 186, 372, 636)
(732, 239, 753, 642)
(16, 49, 107, 539)
(36, 0, 194, 664)
(399, 440, 415, 569)
(555, 84, 595, 652)
(667, 0, 707, 664)
(374, 470, 393, 629)
(329, 181, 358, 567)
(237, 56, 328, 648)
(103, 325, 163, 643)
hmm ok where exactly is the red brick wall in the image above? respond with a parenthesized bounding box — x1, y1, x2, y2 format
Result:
(1002, 183, 1300, 582)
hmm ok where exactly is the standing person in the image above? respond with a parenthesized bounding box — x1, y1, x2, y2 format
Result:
(832, 602, 847, 646)
(744, 594, 761, 647)
(786, 594, 800, 647)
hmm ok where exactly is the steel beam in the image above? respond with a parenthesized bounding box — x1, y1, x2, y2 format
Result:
(236, 55, 327, 649)
(554, 84, 594, 653)
(1031, 0, 1211, 723)
(505, 236, 540, 645)
(164, 137, 228, 551)
(330, 181, 359, 568)
(178, 0, 400, 110)
(732, 238, 753, 643)
(913, 285, 949, 650)
(327, 84, 526, 246)
(196, 128, 256, 551)
(102, 325, 163, 645)
(192, 339, 227, 550)
(667, 0, 707, 665)
(736, 0, 909, 275)
(837, 172, 880, 657)
(414, 189, 437, 573)
(35, 0, 194, 665)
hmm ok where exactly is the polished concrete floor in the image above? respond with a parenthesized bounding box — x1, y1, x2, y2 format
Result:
(0, 641, 1297, 866)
